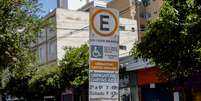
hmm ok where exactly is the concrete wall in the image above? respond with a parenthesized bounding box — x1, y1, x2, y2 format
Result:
(107, 0, 136, 19)
(56, 8, 89, 61)
(119, 18, 138, 57)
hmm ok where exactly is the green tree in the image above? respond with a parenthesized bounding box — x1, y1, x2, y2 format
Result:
(28, 65, 63, 101)
(132, 0, 201, 83)
(29, 44, 89, 100)
(59, 44, 89, 88)
(0, 0, 46, 99)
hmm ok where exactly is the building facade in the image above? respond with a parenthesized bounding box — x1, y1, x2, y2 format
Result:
(136, 0, 163, 40)
(107, 0, 136, 19)
(32, 8, 138, 101)
(57, 0, 93, 10)
(78, 0, 137, 20)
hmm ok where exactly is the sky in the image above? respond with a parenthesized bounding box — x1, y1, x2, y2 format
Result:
(37, 0, 113, 16)
(38, 0, 57, 16)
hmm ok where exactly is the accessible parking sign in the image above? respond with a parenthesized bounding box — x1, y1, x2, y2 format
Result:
(89, 7, 119, 101)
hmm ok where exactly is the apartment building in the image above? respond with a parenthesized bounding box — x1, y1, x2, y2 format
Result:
(78, 0, 136, 20)
(107, 0, 136, 19)
(137, 0, 163, 40)
(57, 0, 163, 39)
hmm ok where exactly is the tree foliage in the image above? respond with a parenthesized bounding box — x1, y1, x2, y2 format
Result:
(0, 0, 44, 69)
(28, 65, 63, 100)
(28, 44, 89, 100)
(132, 0, 201, 83)
(0, 0, 46, 99)
(0, 0, 89, 99)
(59, 44, 89, 88)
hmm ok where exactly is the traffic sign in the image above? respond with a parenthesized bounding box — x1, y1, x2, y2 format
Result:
(91, 45, 103, 59)
(89, 7, 119, 101)
(90, 60, 118, 71)
(89, 7, 119, 63)
(90, 8, 119, 37)
(90, 72, 119, 83)
(89, 82, 119, 99)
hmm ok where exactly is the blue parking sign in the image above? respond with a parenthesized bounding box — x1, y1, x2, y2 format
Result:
(91, 45, 103, 59)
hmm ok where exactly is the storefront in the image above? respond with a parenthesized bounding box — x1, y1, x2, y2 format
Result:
(186, 72, 201, 101)
(119, 72, 138, 101)
(137, 67, 173, 101)
(119, 56, 155, 101)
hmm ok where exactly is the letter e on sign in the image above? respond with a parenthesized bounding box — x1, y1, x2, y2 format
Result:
(90, 8, 119, 37)
(100, 15, 109, 31)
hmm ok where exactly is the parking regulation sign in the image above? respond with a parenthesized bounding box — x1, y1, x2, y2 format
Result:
(89, 7, 119, 101)
(89, 7, 119, 64)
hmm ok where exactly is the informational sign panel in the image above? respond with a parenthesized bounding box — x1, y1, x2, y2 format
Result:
(89, 7, 119, 68)
(89, 72, 119, 100)
(89, 7, 119, 101)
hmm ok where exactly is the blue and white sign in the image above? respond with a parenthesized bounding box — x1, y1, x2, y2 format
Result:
(89, 72, 119, 100)
(90, 72, 119, 83)
(91, 45, 103, 59)
(90, 45, 118, 60)
(89, 7, 119, 101)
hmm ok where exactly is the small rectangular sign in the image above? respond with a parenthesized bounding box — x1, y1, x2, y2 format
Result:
(90, 72, 119, 83)
(89, 82, 119, 99)
(90, 44, 119, 60)
(90, 60, 118, 71)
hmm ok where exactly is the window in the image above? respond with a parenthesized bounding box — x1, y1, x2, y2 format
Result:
(140, 24, 145, 31)
(48, 40, 56, 60)
(39, 47, 42, 63)
(119, 26, 125, 31)
(38, 32, 43, 38)
(39, 46, 46, 64)
(47, 27, 55, 34)
(142, 0, 151, 6)
(131, 27, 135, 32)
(38, 29, 45, 38)
(119, 45, 127, 50)
(144, 12, 151, 19)
(140, 12, 145, 18)
(140, 12, 151, 19)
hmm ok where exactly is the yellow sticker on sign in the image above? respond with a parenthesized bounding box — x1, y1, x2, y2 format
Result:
(90, 60, 119, 71)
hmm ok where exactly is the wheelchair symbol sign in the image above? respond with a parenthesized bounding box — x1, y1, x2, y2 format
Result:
(91, 45, 103, 59)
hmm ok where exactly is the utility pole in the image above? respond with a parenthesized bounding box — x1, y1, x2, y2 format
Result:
(136, 0, 142, 41)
